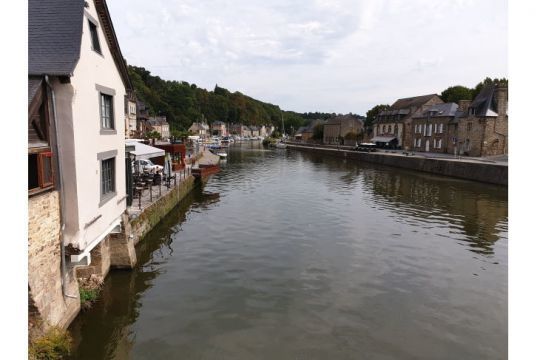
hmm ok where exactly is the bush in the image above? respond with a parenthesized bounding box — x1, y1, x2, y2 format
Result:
(29, 327, 72, 360)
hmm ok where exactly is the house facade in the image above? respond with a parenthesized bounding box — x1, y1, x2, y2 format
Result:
(411, 103, 461, 153)
(125, 91, 137, 138)
(230, 123, 251, 137)
(189, 122, 210, 138)
(323, 115, 364, 145)
(211, 121, 228, 136)
(249, 126, 260, 137)
(28, 0, 134, 327)
(456, 84, 508, 157)
(148, 116, 170, 139)
(373, 94, 443, 149)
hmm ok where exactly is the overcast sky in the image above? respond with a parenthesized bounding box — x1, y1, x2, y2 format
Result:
(108, 0, 507, 115)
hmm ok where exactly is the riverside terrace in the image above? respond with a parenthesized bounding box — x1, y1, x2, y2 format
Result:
(127, 149, 220, 218)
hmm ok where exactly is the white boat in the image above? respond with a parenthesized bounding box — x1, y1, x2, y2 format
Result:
(216, 152, 227, 158)
(276, 140, 287, 149)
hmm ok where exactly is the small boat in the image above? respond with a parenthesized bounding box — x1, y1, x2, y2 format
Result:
(276, 140, 287, 149)
(216, 152, 227, 158)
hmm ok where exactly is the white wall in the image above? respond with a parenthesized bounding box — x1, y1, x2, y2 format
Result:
(55, 1, 126, 253)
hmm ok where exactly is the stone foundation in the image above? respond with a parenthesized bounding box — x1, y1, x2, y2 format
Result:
(28, 190, 80, 330)
(131, 175, 196, 245)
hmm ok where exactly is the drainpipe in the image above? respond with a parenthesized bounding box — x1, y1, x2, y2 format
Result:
(44, 75, 78, 299)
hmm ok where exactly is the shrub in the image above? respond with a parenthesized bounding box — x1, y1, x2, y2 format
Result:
(29, 327, 72, 360)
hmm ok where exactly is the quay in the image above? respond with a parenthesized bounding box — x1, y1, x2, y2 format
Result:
(285, 142, 508, 186)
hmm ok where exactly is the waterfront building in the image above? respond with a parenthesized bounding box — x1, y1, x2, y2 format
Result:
(125, 91, 137, 138)
(455, 84, 508, 157)
(295, 119, 325, 142)
(211, 121, 228, 136)
(411, 103, 461, 153)
(323, 115, 364, 145)
(136, 99, 151, 136)
(28, 0, 134, 327)
(189, 122, 210, 138)
(147, 116, 170, 139)
(230, 123, 251, 137)
(373, 94, 443, 149)
(249, 125, 260, 137)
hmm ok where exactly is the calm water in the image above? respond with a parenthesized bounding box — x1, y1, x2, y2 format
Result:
(69, 143, 508, 360)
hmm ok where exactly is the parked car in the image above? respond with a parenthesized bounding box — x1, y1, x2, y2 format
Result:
(353, 143, 378, 152)
(132, 159, 163, 173)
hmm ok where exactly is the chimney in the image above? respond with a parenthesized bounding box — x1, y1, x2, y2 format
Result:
(457, 100, 472, 112)
(494, 85, 508, 117)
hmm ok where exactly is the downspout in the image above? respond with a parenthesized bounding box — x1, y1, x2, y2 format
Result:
(44, 75, 78, 299)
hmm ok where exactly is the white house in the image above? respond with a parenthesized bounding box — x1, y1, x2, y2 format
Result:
(29, 0, 133, 266)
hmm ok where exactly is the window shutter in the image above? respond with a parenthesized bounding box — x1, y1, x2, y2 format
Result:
(38, 151, 54, 188)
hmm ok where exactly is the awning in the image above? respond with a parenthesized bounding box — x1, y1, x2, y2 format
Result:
(371, 136, 397, 143)
(126, 140, 165, 160)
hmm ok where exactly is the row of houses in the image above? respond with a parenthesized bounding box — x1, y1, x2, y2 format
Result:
(28, 0, 162, 329)
(188, 121, 275, 138)
(295, 85, 508, 157)
(372, 85, 508, 157)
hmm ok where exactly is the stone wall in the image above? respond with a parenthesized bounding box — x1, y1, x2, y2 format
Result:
(131, 176, 196, 245)
(75, 236, 111, 280)
(287, 143, 507, 186)
(28, 190, 80, 329)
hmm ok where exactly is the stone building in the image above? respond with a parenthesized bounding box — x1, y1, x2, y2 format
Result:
(373, 94, 443, 149)
(323, 115, 364, 145)
(230, 123, 251, 137)
(411, 103, 461, 153)
(295, 119, 325, 142)
(136, 100, 151, 136)
(456, 84, 508, 157)
(147, 116, 170, 139)
(249, 125, 260, 137)
(28, 77, 80, 329)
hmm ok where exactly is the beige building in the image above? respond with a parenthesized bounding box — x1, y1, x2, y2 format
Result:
(148, 116, 170, 139)
(125, 91, 137, 138)
(323, 115, 364, 145)
(211, 121, 228, 136)
(373, 94, 443, 149)
(189, 122, 210, 138)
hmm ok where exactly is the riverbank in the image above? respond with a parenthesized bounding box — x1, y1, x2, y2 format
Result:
(285, 142, 508, 186)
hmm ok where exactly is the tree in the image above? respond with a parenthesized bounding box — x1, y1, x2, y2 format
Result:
(440, 85, 473, 103)
(312, 123, 324, 141)
(365, 104, 390, 128)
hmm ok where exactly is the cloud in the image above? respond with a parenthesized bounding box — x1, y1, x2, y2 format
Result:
(108, 0, 507, 114)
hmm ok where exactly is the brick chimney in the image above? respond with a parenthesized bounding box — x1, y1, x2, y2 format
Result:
(457, 100, 472, 112)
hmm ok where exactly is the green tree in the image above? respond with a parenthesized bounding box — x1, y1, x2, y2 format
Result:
(440, 85, 473, 103)
(312, 123, 324, 141)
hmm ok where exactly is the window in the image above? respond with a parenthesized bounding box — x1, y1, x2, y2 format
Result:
(439, 123, 444, 133)
(100, 93, 114, 130)
(101, 157, 115, 199)
(428, 124, 432, 136)
(88, 20, 102, 54)
(467, 122, 473, 132)
(28, 151, 54, 192)
(383, 125, 386, 133)
(388, 125, 393, 133)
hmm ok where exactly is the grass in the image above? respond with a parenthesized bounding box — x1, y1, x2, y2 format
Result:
(29, 326, 72, 360)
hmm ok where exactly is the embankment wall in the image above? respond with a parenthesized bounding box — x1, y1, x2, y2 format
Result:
(287, 144, 507, 186)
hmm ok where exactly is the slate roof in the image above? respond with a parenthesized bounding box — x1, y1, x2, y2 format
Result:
(469, 85, 498, 117)
(325, 114, 363, 125)
(390, 94, 440, 110)
(414, 103, 459, 118)
(28, 0, 85, 76)
(148, 117, 168, 126)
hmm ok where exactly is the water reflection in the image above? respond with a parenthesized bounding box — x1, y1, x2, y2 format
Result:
(69, 144, 507, 360)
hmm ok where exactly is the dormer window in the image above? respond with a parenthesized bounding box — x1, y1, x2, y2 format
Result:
(88, 20, 102, 54)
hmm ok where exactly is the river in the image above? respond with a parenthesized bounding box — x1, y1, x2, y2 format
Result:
(68, 142, 508, 360)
